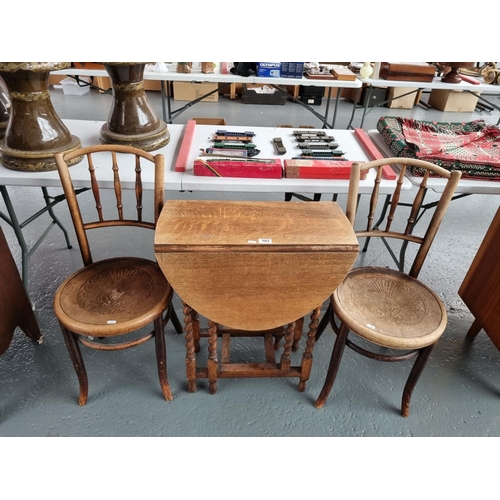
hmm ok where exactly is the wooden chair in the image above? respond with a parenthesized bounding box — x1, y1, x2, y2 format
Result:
(0, 226, 43, 355)
(53, 144, 182, 406)
(314, 158, 462, 417)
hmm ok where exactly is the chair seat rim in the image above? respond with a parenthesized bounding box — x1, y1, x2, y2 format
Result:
(54, 256, 172, 336)
(332, 266, 447, 350)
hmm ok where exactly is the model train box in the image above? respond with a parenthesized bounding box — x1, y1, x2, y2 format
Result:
(194, 158, 283, 178)
(284, 160, 367, 179)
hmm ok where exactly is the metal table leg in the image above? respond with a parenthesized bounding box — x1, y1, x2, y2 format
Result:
(0, 186, 81, 292)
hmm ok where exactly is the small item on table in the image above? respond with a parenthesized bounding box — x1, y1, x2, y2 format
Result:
(330, 65, 357, 81)
(293, 130, 327, 138)
(201, 148, 248, 158)
(215, 129, 255, 138)
(297, 142, 339, 150)
(213, 134, 254, 143)
(212, 141, 256, 149)
(295, 135, 336, 143)
(212, 130, 255, 142)
(273, 137, 286, 155)
(211, 141, 260, 157)
(300, 149, 345, 157)
(304, 65, 336, 80)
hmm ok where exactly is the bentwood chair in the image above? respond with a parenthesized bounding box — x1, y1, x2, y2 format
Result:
(53, 144, 182, 406)
(314, 158, 462, 417)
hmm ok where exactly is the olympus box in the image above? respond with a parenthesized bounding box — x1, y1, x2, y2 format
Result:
(257, 62, 281, 78)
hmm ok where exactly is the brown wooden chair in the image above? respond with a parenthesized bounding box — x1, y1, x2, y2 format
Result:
(53, 144, 182, 406)
(314, 158, 462, 417)
(0, 226, 43, 355)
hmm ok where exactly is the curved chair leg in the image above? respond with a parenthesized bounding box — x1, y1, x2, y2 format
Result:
(169, 307, 184, 334)
(314, 322, 349, 409)
(315, 302, 332, 342)
(60, 324, 88, 406)
(154, 315, 173, 402)
(401, 343, 435, 418)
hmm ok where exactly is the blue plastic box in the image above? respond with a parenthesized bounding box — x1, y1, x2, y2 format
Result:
(280, 62, 305, 79)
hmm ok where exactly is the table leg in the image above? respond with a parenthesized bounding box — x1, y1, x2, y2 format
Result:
(190, 308, 200, 352)
(207, 319, 219, 394)
(41, 187, 72, 249)
(466, 318, 483, 339)
(0, 186, 73, 293)
(183, 301, 197, 393)
(346, 87, 362, 129)
(293, 316, 304, 351)
(299, 306, 320, 391)
(279, 321, 295, 373)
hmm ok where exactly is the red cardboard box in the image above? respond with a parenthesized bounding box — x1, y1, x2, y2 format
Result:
(284, 160, 367, 179)
(194, 158, 283, 178)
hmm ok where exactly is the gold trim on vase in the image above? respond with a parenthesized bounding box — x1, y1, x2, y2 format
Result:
(0, 62, 71, 73)
(113, 81, 145, 92)
(10, 91, 50, 102)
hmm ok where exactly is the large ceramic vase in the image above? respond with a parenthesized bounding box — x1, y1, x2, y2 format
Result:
(0, 77, 9, 140)
(0, 62, 82, 172)
(99, 63, 169, 151)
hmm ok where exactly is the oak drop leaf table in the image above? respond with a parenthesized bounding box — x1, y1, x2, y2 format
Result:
(154, 200, 358, 394)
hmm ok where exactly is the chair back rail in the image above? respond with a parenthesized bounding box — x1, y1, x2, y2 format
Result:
(54, 144, 165, 267)
(349, 158, 462, 278)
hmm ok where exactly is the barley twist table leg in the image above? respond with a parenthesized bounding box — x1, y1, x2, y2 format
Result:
(183, 301, 196, 393)
(279, 321, 295, 373)
(191, 308, 200, 352)
(207, 319, 219, 394)
(299, 306, 321, 392)
(293, 316, 304, 351)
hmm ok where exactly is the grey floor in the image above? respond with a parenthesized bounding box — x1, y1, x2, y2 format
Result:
(1, 83, 500, 443)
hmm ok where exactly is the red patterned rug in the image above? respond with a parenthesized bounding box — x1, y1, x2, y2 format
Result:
(377, 116, 500, 180)
(401, 118, 500, 167)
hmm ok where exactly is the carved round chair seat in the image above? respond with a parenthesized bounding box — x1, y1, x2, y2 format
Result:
(313, 157, 461, 418)
(333, 267, 447, 350)
(54, 257, 172, 338)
